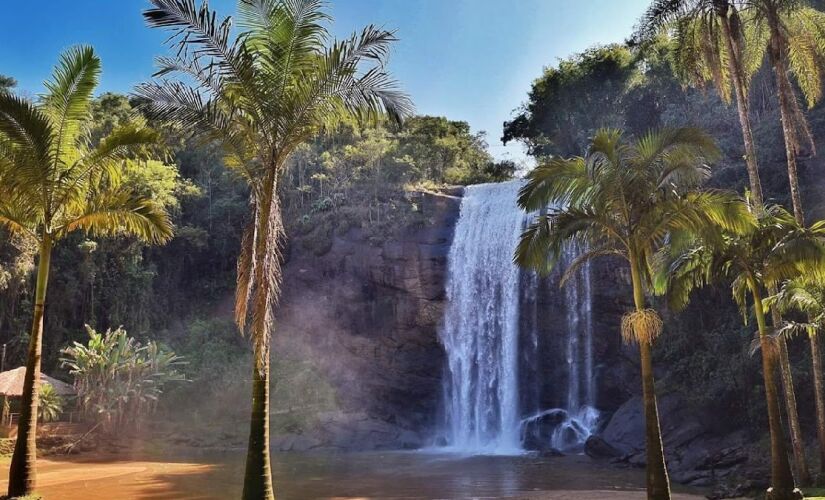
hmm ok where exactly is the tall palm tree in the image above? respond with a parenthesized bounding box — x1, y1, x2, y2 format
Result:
(0, 46, 173, 497)
(639, 2, 825, 481)
(768, 278, 825, 474)
(136, 1, 412, 498)
(748, 0, 825, 224)
(637, 0, 768, 205)
(738, 2, 825, 481)
(515, 127, 751, 500)
(661, 203, 825, 500)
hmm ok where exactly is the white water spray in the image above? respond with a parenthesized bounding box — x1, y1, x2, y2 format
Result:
(439, 181, 525, 454)
(438, 181, 598, 454)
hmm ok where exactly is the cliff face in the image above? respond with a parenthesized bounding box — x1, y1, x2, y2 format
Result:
(272, 190, 461, 450)
(272, 185, 638, 451)
(271, 185, 765, 493)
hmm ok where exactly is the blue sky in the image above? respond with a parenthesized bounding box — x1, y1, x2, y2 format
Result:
(0, 0, 650, 162)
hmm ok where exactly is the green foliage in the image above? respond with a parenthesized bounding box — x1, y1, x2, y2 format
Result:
(655, 294, 761, 430)
(37, 384, 63, 423)
(659, 203, 825, 316)
(60, 325, 185, 431)
(0, 75, 15, 91)
(281, 116, 507, 255)
(515, 127, 749, 289)
(153, 317, 336, 437)
(0, 46, 174, 247)
(503, 44, 637, 156)
(270, 357, 338, 434)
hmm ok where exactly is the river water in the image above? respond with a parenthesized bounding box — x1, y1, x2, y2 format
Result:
(12, 449, 704, 499)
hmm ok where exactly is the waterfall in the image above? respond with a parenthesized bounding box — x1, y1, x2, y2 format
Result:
(546, 241, 599, 451)
(438, 180, 599, 455)
(439, 181, 525, 454)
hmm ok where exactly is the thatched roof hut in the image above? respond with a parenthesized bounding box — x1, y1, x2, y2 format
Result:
(0, 367, 75, 397)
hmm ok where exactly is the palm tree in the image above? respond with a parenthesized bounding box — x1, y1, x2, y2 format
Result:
(37, 384, 64, 424)
(740, 2, 825, 481)
(747, 0, 825, 224)
(768, 278, 825, 476)
(0, 46, 173, 497)
(660, 203, 825, 500)
(639, 2, 825, 480)
(637, 0, 769, 205)
(136, 1, 412, 498)
(515, 127, 751, 500)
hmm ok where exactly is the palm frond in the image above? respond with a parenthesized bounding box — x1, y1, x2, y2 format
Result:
(517, 157, 589, 212)
(559, 244, 623, 287)
(784, 7, 825, 107)
(61, 189, 174, 244)
(515, 208, 616, 275)
(0, 91, 54, 180)
(634, 0, 690, 44)
(234, 218, 256, 333)
(41, 45, 101, 166)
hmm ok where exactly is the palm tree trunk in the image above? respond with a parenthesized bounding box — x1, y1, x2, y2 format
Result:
(776, 68, 805, 224)
(810, 333, 825, 476)
(718, 8, 763, 206)
(765, 17, 811, 483)
(630, 257, 670, 500)
(242, 173, 279, 500)
(768, 12, 806, 225)
(242, 348, 275, 500)
(778, 336, 810, 484)
(751, 280, 801, 500)
(8, 237, 52, 498)
(767, 280, 810, 484)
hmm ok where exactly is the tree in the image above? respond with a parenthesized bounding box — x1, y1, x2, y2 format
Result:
(135, 1, 411, 498)
(503, 45, 636, 157)
(514, 127, 750, 500)
(749, 0, 825, 224)
(768, 278, 825, 476)
(639, 2, 825, 482)
(637, 0, 769, 205)
(37, 384, 64, 423)
(0, 75, 16, 92)
(660, 203, 825, 500)
(61, 325, 185, 432)
(751, 8, 825, 476)
(0, 46, 173, 497)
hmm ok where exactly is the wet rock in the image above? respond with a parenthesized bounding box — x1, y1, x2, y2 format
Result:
(521, 410, 567, 451)
(584, 435, 622, 459)
(600, 396, 646, 455)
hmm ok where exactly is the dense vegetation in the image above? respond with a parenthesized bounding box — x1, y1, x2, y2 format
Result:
(506, 1, 825, 498)
(0, 3, 514, 495)
(4, 0, 825, 499)
(503, 8, 825, 433)
(0, 99, 509, 371)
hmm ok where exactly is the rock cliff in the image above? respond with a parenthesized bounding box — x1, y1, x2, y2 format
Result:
(272, 189, 461, 450)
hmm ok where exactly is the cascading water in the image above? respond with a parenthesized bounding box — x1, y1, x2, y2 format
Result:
(439, 181, 525, 454)
(542, 241, 599, 451)
(438, 181, 599, 455)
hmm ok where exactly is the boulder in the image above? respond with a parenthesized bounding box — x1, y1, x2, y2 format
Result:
(584, 435, 622, 459)
(521, 409, 567, 451)
(600, 396, 646, 455)
(601, 395, 754, 487)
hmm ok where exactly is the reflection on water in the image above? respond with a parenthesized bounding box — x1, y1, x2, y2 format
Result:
(176, 450, 699, 499)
